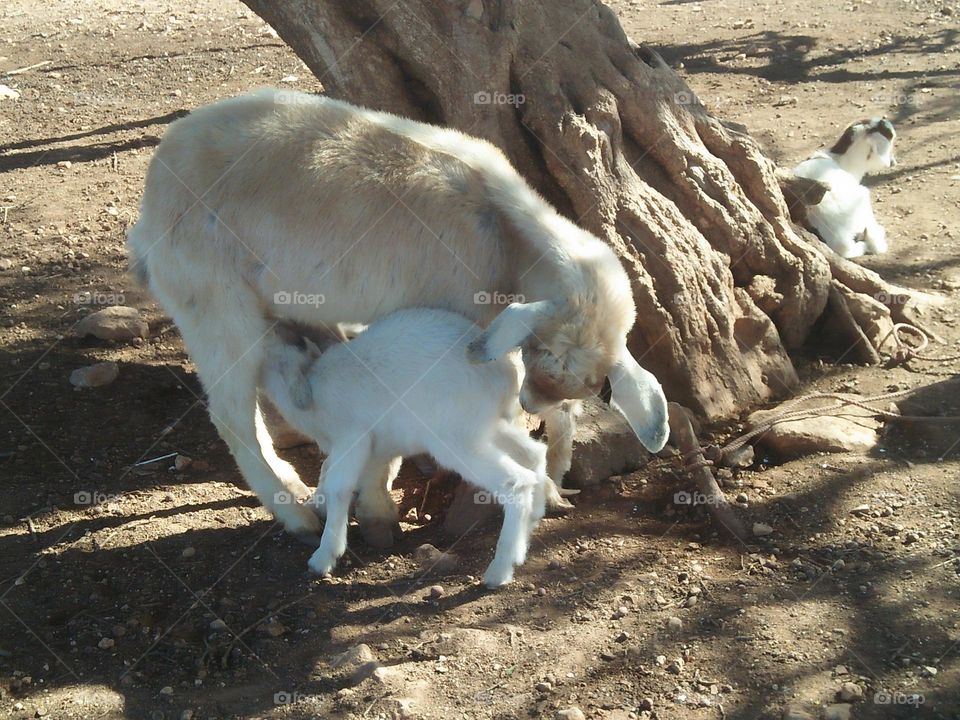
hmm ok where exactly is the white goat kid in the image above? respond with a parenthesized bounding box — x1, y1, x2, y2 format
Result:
(128, 89, 670, 542)
(260, 309, 559, 588)
(793, 118, 896, 259)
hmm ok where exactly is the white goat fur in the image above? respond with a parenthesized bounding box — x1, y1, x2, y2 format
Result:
(793, 118, 896, 259)
(128, 89, 669, 540)
(261, 309, 557, 587)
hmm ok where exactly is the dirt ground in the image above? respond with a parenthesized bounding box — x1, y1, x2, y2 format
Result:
(1, 0, 959, 718)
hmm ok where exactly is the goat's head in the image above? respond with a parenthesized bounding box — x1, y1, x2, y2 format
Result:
(830, 118, 897, 177)
(466, 273, 669, 453)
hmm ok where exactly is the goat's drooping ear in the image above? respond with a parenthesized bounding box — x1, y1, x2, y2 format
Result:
(608, 347, 669, 452)
(466, 300, 555, 363)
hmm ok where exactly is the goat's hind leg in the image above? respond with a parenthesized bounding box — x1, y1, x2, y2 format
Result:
(308, 438, 371, 576)
(354, 456, 403, 548)
(445, 447, 536, 588)
(159, 284, 321, 540)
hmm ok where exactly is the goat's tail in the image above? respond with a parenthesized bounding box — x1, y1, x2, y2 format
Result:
(125, 221, 151, 289)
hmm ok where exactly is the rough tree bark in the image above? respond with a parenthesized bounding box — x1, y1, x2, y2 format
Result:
(242, 0, 931, 420)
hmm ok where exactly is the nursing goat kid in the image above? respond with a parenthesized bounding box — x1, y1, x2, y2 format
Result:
(793, 118, 896, 259)
(261, 309, 565, 587)
(128, 89, 669, 543)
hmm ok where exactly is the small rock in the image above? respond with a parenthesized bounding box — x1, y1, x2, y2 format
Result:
(413, 543, 458, 572)
(57, 160, 72, 169)
(534, 681, 553, 693)
(903, 531, 921, 545)
(639, 697, 654, 711)
(838, 681, 864, 702)
(426, 584, 444, 600)
(174, 454, 193, 471)
(823, 704, 851, 720)
(615, 630, 630, 642)
(97, 637, 115, 649)
(921, 665, 938, 677)
(159, 686, 174, 696)
(666, 616, 683, 632)
(209, 619, 227, 631)
(70, 361, 119, 388)
(666, 657, 684, 674)
(181, 546, 196, 558)
(753, 522, 774, 537)
(76, 306, 148, 342)
(0, 84, 20, 101)
(0, 258, 13, 270)
(614, 605, 629, 618)
(257, 620, 287, 637)
(556, 708, 586, 720)
(332, 643, 377, 669)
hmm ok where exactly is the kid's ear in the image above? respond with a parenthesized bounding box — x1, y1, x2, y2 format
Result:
(607, 347, 669, 453)
(466, 300, 558, 363)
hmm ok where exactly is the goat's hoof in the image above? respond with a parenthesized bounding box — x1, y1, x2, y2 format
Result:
(292, 530, 322, 547)
(358, 519, 402, 549)
(307, 552, 336, 576)
(546, 496, 575, 516)
(482, 565, 514, 589)
(279, 503, 323, 537)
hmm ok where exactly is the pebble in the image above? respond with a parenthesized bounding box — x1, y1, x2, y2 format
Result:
(614, 605, 629, 618)
(209, 619, 227, 631)
(174, 454, 193, 471)
(752, 522, 774, 537)
(159, 686, 174, 696)
(0, 84, 20, 101)
(70, 361, 119, 388)
(556, 708, 586, 720)
(97, 637, 115, 649)
(666, 616, 683, 632)
(666, 658, 684, 674)
(181, 546, 196, 558)
(426, 584, 444, 600)
(639, 697, 654, 711)
(0, 258, 12, 270)
(838, 681, 864, 702)
(903, 531, 921, 545)
(534, 681, 552, 693)
(921, 665, 938, 677)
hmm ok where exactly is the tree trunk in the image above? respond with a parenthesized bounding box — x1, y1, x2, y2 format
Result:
(241, 0, 929, 420)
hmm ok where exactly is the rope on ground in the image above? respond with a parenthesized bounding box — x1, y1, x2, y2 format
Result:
(882, 322, 960, 364)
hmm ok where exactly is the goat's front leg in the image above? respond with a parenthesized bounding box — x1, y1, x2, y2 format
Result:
(307, 438, 371, 576)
